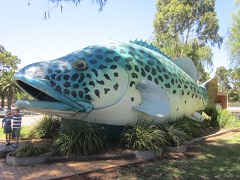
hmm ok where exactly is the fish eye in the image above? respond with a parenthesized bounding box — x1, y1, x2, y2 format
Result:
(72, 60, 88, 71)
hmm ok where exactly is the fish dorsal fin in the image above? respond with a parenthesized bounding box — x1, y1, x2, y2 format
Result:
(129, 39, 171, 59)
(133, 79, 170, 117)
(173, 57, 198, 81)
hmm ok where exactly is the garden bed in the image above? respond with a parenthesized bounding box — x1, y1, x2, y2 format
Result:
(6, 152, 51, 166)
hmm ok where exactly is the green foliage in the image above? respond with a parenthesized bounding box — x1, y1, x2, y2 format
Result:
(205, 108, 240, 128)
(158, 122, 188, 146)
(204, 107, 219, 128)
(215, 66, 232, 93)
(19, 126, 32, 139)
(11, 143, 50, 157)
(121, 119, 167, 153)
(217, 108, 240, 128)
(0, 45, 20, 72)
(28, 116, 60, 139)
(52, 120, 108, 156)
(0, 126, 31, 139)
(214, 66, 239, 102)
(121, 119, 167, 154)
(172, 116, 205, 139)
(118, 133, 240, 179)
(226, 0, 240, 68)
(121, 116, 210, 152)
(0, 70, 23, 109)
(153, 0, 222, 82)
(14, 91, 34, 102)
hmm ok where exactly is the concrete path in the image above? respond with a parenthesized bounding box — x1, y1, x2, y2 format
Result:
(21, 115, 42, 126)
(0, 115, 153, 179)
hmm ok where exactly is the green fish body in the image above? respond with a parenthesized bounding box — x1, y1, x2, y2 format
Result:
(13, 40, 217, 126)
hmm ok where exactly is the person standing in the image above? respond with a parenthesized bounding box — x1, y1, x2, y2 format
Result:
(1, 111, 12, 145)
(11, 108, 23, 148)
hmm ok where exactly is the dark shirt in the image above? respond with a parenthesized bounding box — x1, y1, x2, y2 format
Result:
(2, 117, 12, 129)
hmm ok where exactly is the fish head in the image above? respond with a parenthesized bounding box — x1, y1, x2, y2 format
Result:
(13, 45, 129, 116)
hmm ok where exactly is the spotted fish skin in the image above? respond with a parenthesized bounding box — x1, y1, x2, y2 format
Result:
(13, 40, 214, 126)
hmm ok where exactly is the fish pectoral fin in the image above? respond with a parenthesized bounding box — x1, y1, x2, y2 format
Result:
(173, 57, 197, 82)
(188, 112, 205, 122)
(133, 80, 170, 117)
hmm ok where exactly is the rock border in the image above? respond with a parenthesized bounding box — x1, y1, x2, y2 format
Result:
(167, 146, 187, 153)
(45, 152, 136, 163)
(0, 144, 14, 158)
(6, 152, 51, 166)
(2, 128, 239, 165)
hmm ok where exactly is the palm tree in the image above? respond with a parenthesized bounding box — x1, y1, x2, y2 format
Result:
(0, 70, 22, 110)
(0, 88, 5, 108)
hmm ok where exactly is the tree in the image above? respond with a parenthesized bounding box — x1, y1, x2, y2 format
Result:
(215, 66, 240, 102)
(153, 0, 223, 82)
(29, 0, 108, 19)
(0, 45, 21, 108)
(215, 66, 231, 93)
(226, 0, 240, 67)
(228, 67, 240, 102)
(0, 45, 21, 72)
(0, 70, 23, 110)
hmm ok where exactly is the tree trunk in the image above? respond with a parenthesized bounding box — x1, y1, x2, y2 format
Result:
(1, 94, 5, 108)
(7, 92, 13, 110)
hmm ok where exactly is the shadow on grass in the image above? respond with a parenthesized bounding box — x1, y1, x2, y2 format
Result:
(55, 133, 240, 180)
(118, 134, 240, 179)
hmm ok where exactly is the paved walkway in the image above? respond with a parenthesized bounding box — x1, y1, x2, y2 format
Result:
(0, 115, 238, 180)
(0, 115, 148, 179)
(0, 155, 145, 180)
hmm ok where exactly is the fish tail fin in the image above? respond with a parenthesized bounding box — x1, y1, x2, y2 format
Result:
(203, 78, 218, 109)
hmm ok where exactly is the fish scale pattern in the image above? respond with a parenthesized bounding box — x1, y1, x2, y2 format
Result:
(18, 40, 208, 112)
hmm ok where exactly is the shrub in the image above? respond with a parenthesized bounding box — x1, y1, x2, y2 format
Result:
(172, 116, 205, 139)
(121, 119, 166, 154)
(217, 108, 240, 128)
(52, 120, 108, 156)
(158, 122, 188, 147)
(28, 116, 60, 139)
(12, 143, 50, 157)
(204, 108, 219, 128)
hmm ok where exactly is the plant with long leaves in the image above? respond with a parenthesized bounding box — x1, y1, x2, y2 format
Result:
(121, 118, 167, 154)
(52, 120, 108, 156)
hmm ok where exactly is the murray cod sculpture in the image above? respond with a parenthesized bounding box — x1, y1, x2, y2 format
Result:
(13, 40, 217, 126)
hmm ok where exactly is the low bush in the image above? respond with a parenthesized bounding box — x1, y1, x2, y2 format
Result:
(217, 108, 240, 128)
(51, 120, 108, 156)
(158, 122, 188, 147)
(12, 143, 50, 157)
(28, 116, 60, 139)
(204, 108, 219, 128)
(121, 119, 167, 154)
(171, 116, 205, 139)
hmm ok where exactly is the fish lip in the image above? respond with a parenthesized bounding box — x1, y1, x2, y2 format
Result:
(13, 75, 92, 112)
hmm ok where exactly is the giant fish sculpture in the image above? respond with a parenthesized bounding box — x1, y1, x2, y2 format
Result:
(13, 40, 217, 126)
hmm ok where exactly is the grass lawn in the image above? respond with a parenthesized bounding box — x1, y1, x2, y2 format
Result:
(117, 132, 240, 179)
(74, 131, 240, 180)
(0, 126, 31, 140)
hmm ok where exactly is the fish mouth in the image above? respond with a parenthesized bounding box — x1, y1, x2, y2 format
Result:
(13, 75, 92, 113)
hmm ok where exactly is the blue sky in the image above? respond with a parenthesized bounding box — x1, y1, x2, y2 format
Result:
(0, 0, 235, 76)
